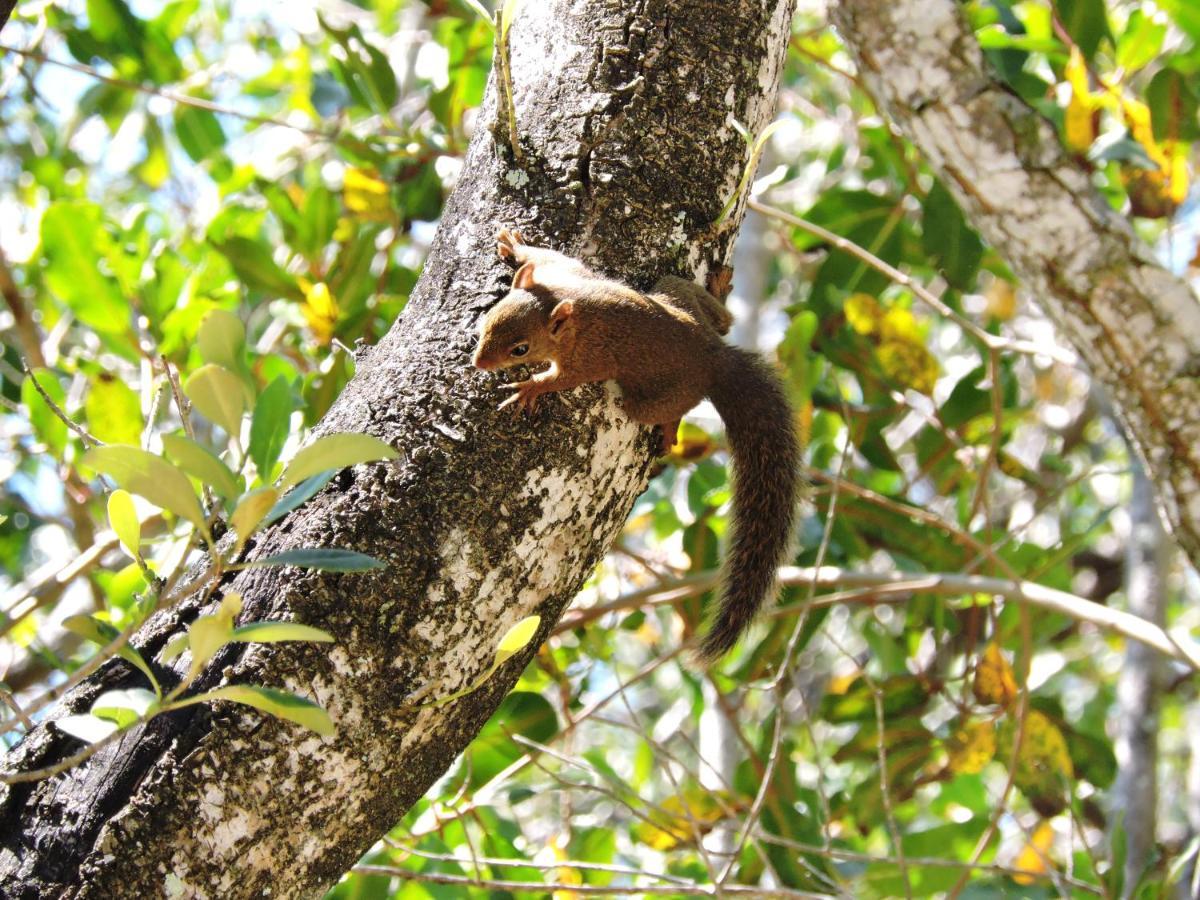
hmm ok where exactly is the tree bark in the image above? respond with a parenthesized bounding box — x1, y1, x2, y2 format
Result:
(832, 0, 1200, 563)
(0, 1, 795, 897)
(1113, 463, 1167, 895)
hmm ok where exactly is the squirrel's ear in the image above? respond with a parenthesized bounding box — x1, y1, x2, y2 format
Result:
(513, 262, 536, 290)
(548, 299, 575, 336)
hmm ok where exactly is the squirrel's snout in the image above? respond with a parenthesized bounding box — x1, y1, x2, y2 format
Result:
(471, 347, 492, 370)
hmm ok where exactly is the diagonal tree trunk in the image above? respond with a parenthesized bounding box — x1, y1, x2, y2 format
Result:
(0, 1, 795, 896)
(832, 0, 1200, 563)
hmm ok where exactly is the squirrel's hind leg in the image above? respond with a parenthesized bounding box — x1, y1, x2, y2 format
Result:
(651, 275, 733, 336)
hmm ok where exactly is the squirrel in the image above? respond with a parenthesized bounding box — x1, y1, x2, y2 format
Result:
(473, 229, 801, 662)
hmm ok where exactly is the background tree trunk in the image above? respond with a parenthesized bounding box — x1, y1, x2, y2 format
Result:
(0, 1, 795, 896)
(832, 0, 1200, 563)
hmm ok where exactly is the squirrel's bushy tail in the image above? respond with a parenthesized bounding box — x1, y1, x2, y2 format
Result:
(700, 345, 801, 663)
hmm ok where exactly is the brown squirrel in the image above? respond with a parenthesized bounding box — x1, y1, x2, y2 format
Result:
(473, 229, 801, 662)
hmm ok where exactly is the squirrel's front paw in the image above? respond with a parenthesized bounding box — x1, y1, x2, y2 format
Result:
(497, 379, 541, 414)
(497, 228, 527, 263)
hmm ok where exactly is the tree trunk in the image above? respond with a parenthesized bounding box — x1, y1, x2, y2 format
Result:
(0, 1, 795, 896)
(832, 0, 1200, 564)
(1113, 463, 1167, 894)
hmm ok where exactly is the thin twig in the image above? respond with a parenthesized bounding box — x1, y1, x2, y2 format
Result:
(0, 42, 333, 140)
(20, 359, 101, 448)
(748, 199, 1078, 367)
(352, 864, 833, 897)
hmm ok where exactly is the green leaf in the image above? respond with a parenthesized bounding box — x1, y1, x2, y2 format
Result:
(242, 548, 385, 572)
(231, 487, 279, 549)
(186, 592, 243, 677)
(279, 433, 398, 488)
(107, 489, 141, 558)
(1054, 0, 1112, 60)
(1116, 9, 1167, 72)
(161, 434, 240, 499)
(467, 692, 558, 789)
(84, 375, 143, 445)
(22, 369, 68, 456)
(230, 621, 335, 644)
(182, 684, 335, 736)
(921, 180, 983, 290)
(1146, 67, 1200, 142)
(197, 309, 247, 373)
(91, 687, 158, 727)
(62, 613, 160, 695)
(40, 202, 128, 334)
(56, 713, 119, 744)
(424, 615, 542, 707)
(1157, 0, 1200, 43)
(494, 615, 540, 666)
(81, 445, 207, 532)
(263, 471, 336, 527)
(210, 236, 303, 300)
(249, 376, 293, 478)
(184, 364, 246, 437)
(173, 105, 226, 162)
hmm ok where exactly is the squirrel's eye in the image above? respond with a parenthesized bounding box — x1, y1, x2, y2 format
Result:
(510, 343, 529, 358)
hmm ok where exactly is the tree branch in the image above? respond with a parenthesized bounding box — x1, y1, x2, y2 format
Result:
(832, 0, 1200, 562)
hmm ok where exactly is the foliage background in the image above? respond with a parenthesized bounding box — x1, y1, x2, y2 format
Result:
(2, 0, 1200, 895)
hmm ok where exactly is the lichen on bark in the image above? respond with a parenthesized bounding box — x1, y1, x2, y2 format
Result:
(0, 1, 796, 897)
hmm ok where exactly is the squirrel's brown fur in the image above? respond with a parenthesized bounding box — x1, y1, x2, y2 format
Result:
(474, 229, 801, 662)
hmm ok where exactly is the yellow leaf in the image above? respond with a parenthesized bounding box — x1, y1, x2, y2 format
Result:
(946, 719, 996, 775)
(1167, 140, 1190, 205)
(878, 307, 920, 343)
(632, 787, 733, 851)
(231, 488, 279, 550)
(844, 293, 882, 335)
(343, 167, 392, 220)
(1013, 820, 1056, 886)
(1064, 46, 1091, 103)
(877, 340, 939, 395)
(1000, 710, 1074, 816)
(107, 489, 141, 559)
(1064, 93, 1095, 152)
(668, 421, 716, 462)
(301, 280, 339, 344)
(984, 279, 1017, 321)
(973, 643, 1017, 708)
(495, 615, 541, 664)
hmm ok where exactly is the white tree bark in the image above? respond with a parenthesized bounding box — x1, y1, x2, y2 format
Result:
(832, 0, 1200, 563)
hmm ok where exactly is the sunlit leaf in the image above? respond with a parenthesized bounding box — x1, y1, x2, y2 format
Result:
(92, 687, 158, 727)
(973, 643, 1018, 708)
(229, 621, 335, 644)
(161, 434, 240, 499)
(179, 684, 335, 736)
(946, 719, 996, 775)
(22, 369, 68, 456)
(278, 433, 398, 488)
(107, 489, 141, 558)
(197, 309, 247, 374)
(186, 592, 243, 678)
(184, 364, 246, 437)
(231, 487, 279, 550)
(81, 445, 207, 532)
(56, 713, 119, 744)
(85, 375, 142, 446)
(495, 615, 541, 665)
(249, 376, 293, 478)
(62, 613, 160, 695)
